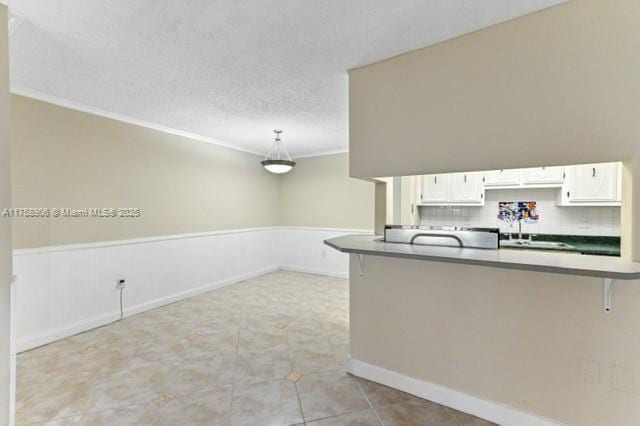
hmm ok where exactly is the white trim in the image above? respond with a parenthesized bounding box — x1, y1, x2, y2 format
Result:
(16, 265, 278, 352)
(18, 311, 121, 353)
(346, 358, 563, 426)
(9, 86, 351, 158)
(9, 276, 17, 426)
(122, 265, 278, 318)
(14, 226, 364, 352)
(13, 226, 373, 256)
(10, 85, 264, 157)
(278, 226, 372, 234)
(294, 148, 350, 159)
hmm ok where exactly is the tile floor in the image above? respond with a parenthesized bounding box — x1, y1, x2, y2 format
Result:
(16, 270, 495, 425)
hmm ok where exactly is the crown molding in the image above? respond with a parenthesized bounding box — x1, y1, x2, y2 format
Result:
(294, 148, 349, 159)
(10, 85, 266, 156)
(10, 85, 351, 159)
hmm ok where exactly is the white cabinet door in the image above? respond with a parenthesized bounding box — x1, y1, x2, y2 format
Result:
(449, 172, 484, 203)
(522, 166, 564, 185)
(566, 163, 619, 202)
(400, 176, 420, 225)
(421, 174, 449, 203)
(483, 169, 521, 186)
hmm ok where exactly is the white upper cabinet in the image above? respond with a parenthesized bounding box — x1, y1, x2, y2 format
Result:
(483, 169, 521, 187)
(449, 172, 484, 204)
(413, 162, 619, 207)
(521, 166, 564, 185)
(562, 163, 621, 204)
(400, 176, 420, 225)
(421, 174, 449, 203)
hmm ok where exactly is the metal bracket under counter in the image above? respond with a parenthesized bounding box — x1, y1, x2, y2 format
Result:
(357, 254, 365, 277)
(354, 257, 619, 312)
(326, 234, 640, 314)
(603, 278, 615, 313)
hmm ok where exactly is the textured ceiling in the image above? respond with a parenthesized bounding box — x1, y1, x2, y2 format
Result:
(8, 0, 565, 156)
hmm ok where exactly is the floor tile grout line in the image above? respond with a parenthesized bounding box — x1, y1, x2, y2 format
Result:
(442, 405, 464, 426)
(294, 382, 307, 424)
(228, 293, 245, 426)
(354, 378, 385, 426)
(17, 271, 486, 425)
(286, 330, 307, 424)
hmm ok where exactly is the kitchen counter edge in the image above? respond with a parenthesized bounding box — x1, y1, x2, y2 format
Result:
(324, 235, 640, 280)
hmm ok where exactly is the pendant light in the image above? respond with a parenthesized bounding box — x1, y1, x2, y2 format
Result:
(261, 129, 296, 174)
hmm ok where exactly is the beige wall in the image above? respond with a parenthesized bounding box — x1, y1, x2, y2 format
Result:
(278, 153, 374, 230)
(349, 0, 640, 178)
(11, 95, 281, 249)
(11, 97, 373, 249)
(0, 5, 12, 424)
(350, 255, 640, 425)
(347, 1, 640, 424)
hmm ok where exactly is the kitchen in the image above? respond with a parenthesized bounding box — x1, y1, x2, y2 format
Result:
(385, 161, 622, 256)
(3, 0, 640, 425)
(329, 0, 640, 424)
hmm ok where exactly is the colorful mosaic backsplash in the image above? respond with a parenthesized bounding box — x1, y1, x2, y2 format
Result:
(498, 201, 539, 223)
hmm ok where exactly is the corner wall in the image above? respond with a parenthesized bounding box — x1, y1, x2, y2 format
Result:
(9, 95, 375, 355)
(0, 5, 12, 424)
(278, 153, 374, 230)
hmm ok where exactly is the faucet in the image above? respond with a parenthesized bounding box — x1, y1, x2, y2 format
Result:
(518, 220, 522, 240)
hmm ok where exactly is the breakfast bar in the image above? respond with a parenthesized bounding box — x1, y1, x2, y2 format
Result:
(325, 234, 640, 312)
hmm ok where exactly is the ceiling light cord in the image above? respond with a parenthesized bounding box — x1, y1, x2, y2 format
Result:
(261, 129, 296, 173)
(264, 129, 293, 162)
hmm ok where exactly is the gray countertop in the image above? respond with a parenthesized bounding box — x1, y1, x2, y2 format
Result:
(324, 234, 640, 280)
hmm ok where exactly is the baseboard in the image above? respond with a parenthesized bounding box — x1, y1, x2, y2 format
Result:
(123, 265, 279, 318)
(17, 311, 121, 352)
(16, 265, 280, 352)
(15, 262, 345, 353)
(279, 265, 349, 279)
(346, 358, 563, 426)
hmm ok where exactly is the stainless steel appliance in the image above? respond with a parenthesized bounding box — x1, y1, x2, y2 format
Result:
(384, 225, 500, 249)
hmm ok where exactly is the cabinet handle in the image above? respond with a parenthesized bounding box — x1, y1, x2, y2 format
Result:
(434, 176, 437, 184)
(411, 204, 414, 214)
(593, 167, 597, 177)
(542, 166, 546, 170)
(464, 174, 467, 183)
(567, 191, 571, 198)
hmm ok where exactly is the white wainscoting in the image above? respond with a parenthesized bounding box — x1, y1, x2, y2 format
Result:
(12, 227, 372, 352)
(278, 227, 368, 278)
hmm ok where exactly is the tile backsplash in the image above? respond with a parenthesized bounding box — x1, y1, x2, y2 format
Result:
(419, 188, 620, 236)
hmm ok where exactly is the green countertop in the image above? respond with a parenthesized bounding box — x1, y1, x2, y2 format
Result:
(500, 234, 620, 257)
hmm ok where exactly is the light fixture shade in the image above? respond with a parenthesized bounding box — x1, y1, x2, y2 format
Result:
(261, 159, 296, 174)
(262, 129, 296, 174)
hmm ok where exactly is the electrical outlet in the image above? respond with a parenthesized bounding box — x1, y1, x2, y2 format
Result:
(116, 277, 126, 290)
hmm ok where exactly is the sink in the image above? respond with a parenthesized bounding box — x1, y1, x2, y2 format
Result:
(501, 240, 576, 250)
